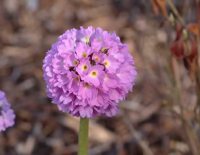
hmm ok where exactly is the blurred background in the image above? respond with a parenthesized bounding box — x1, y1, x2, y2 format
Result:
(0, 0, 200, 155)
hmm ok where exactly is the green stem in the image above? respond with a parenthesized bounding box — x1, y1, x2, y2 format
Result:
(78, 118, 89, 155)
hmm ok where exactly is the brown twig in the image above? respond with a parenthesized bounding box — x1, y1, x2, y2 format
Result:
(122, 112, 154, 155)
(170, 56, 200, 155)
(166, 0, 185, 25)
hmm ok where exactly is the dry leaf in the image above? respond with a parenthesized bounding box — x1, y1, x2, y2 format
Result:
(187, 23, 200, 36)
(151, 0, 167, 17)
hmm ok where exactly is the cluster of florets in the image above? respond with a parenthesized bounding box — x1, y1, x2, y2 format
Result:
(43, 26, 137, 118)
(0, 91, 15, 131)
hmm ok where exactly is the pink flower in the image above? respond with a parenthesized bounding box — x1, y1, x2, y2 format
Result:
(75, 42, 92, 59)
(103, 55, 120, 73)
(76, 59, 91, 75)
(43, 26, 137, 118)
(0, 91, 15, 131)
(83, 65, 104, 87)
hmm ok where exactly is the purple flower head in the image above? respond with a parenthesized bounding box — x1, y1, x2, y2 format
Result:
(0, 91, 15, 132)
(43, 26, 137, 118)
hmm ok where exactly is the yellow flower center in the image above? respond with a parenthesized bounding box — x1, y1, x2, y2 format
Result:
(81, 64, 88, 71)
(82, 52, 87, 58)
(103, 60, 110, 68)
(94, 55, 99, 62)
(89, 70, 98, 78)
(83, 36, 90, 44)
(101, 47, 108, 53)
(73, 60, 78, 66)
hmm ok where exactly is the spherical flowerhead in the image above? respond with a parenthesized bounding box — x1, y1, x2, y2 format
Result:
(0, 91, 15, 132)
(43, 26, 137, 118)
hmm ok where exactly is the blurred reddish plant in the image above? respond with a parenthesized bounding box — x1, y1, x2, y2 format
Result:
(151, 0, 200, 155)
(170, 24, 198, 79)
